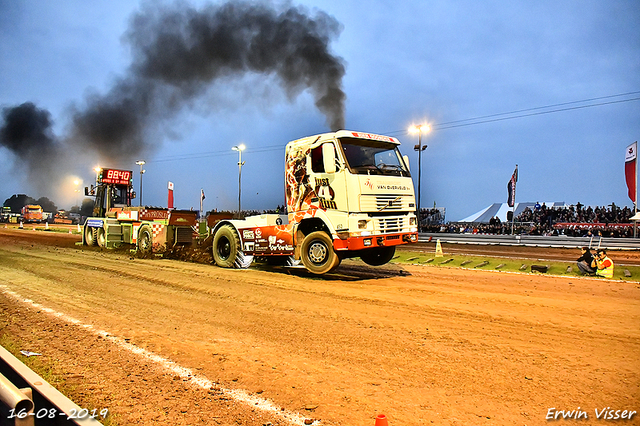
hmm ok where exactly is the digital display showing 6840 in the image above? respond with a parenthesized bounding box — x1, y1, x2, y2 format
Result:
(99, 169, 132, 185)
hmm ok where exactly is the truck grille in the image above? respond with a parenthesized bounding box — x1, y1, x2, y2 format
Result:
(375, 217, 407, 234)
(175, 227, 193, 244)
(360, 195, 413, 212)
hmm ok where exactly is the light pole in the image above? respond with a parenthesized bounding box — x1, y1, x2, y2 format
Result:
(232, 144, 245, 215)
(136, 160, 146, 207)
(409, 124, 430, 230)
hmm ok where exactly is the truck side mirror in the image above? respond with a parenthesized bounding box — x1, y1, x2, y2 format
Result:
(403, 155, 410, 172)
(131, 191, 136, 200)
(323, 144, 336, 174)
(84, 187, 90, 196)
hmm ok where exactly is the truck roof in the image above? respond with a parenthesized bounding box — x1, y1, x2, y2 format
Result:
(288, 130, 401, 147)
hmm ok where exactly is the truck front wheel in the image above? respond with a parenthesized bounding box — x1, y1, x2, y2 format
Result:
(360, 246, 396, 266)
(300, 231, 340, 274)
(84, 226, 97, 246)
(213, 225, 241, 268)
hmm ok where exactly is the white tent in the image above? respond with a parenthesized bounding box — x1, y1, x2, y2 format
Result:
(457, 202, 566, 223)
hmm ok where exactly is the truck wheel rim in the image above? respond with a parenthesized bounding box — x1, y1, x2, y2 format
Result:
(308, 241, 328, 264)
(218, 237, 231, 260)
(141, 233, 150, 250)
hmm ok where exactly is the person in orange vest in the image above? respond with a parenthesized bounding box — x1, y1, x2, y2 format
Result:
(591, 249, 614, 278)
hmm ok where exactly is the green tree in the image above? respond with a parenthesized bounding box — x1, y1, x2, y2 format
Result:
(35, 197, 57, 213)
(80, 198, 95, 217)
(3, 194, 36, 213)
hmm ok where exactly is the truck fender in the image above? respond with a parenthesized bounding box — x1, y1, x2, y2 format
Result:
(211, 220, 253, 269)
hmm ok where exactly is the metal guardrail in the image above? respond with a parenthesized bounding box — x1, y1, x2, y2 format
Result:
(419, 233, 640, 250)
(0, 345, 103, 426)
(0, 372, 34, 426)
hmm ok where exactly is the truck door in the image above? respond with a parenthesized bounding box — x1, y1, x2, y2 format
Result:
(308, 141, 348, 214)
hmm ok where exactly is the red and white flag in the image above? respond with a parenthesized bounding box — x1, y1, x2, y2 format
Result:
(625, 142, 637, 204)
(168, 181, 174, 209)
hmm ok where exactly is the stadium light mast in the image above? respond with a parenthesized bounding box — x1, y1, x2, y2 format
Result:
(232, 144, 246, 215)
(409, 124, 431, 230)
(136, 160, 146, 207)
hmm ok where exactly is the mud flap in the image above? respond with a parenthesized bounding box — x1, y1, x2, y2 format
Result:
(284, 256, 302, 268)
(234, 252, 254, 269)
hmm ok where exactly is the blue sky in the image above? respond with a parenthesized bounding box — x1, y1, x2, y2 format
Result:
(1, 0, 638, 221)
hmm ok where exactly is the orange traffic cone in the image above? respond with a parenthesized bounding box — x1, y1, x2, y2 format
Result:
(19, 221, 23, 229)
(375, 414, 388, 426)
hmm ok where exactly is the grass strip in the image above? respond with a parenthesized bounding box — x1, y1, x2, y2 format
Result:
(0, 334, 118, 426)
(392, 251, 640, 282)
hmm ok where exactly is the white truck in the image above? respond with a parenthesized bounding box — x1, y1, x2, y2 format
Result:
(210, 130, 419, 274)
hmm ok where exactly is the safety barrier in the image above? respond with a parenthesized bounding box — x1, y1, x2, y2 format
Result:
(0, 345, 103, 426)
(0, 372, 34, 426)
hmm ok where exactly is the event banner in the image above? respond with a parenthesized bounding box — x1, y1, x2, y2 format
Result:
(625, 142, 637, 204)
(507, 165, 518, 207)
(168, 181, 174, 209)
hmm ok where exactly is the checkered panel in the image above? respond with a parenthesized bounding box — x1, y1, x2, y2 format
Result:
(151, 223, 164, 238)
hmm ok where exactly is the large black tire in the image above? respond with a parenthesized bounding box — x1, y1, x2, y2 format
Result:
(360, 246, 396, 266)
(138, 225, 153, 254)
(212, 225, 241, 268)
(97, 228, 106, 248)
(84, 225, 97, 246)
(300, 231, 340, 274)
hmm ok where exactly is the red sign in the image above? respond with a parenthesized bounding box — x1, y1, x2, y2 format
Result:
(350, 132, 396, 143)
(100, 169, 132, 185)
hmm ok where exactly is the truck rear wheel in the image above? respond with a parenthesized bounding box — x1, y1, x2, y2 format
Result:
(84, 226, 98, 246)
(138, 225, 153, 254)
(360, 246, 396, 266)
(213, 225, 242, 268)
(300, 231, 340, 274)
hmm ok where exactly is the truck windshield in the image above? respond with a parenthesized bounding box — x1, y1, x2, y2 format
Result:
(111, 186, 129, 206)
(339, 137, 410, 177)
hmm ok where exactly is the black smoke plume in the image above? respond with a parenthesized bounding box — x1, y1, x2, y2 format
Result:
(0, 102, 63, 195)
(71, 0, 347, 162)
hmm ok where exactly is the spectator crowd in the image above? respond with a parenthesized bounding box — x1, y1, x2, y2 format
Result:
(425, 202, 637, 237)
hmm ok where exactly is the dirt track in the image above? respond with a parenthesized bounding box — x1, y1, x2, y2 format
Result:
(1, 227, 639, 426)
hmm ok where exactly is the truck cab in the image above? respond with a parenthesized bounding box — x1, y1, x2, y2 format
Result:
(211, 131, 418, 274)
(21, 205, 44, 223)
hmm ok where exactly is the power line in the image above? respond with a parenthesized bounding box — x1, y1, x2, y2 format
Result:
(149, 91, 640, 163)
(435, 90, 640, 127)
(151, 144, 284, 163)
(436, 96, 640, 131)
(386, 90, 640, 136)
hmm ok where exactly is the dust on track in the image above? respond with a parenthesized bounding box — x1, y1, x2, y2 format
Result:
(1, 227, 639, 426)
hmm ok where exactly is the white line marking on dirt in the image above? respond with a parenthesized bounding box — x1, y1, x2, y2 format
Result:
(1, 286, 314, 426)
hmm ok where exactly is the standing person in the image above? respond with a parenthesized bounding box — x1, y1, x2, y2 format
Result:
(592, 249, 614, 278)
(576, 247, 595, 275)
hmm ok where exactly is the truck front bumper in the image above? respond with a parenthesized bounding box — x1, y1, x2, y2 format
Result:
(333, 232, 418, 251)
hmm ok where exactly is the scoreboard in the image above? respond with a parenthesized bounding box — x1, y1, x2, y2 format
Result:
(98, 169, 132, 185)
